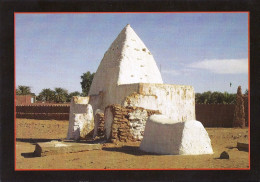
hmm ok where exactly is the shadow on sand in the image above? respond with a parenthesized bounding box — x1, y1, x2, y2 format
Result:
(21, 152, 37, 158)
(18, 138, 159, 157)
(16, 138, 62, 143)
(18, 138, 107, 158)
(102, 146, 160, 156)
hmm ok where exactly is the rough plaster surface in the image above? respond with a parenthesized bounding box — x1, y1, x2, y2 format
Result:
(72, 111, 94, 140)
(128, 109, 148, 140)
(140, 115, 213, 155)
(88, 24, 162, 111)
(90, 82, 195, 122)
(124, 83, 195, 122)
(67, 96, 94, 140)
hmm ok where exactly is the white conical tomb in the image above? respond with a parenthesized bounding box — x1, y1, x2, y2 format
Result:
(140, 115, 213, 155)
(89, 24, 163, 111)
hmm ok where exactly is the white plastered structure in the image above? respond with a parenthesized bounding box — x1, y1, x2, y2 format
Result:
(67, 96, 94, 140)
(88, 24, 162, 111)
(140, 115, 213, 155)
(88, 24, 195, 122)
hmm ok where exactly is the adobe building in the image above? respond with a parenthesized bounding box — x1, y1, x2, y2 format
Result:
(16, 95, 36, 105)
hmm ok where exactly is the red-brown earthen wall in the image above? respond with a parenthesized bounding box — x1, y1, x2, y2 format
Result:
(15, 100, 249, 126)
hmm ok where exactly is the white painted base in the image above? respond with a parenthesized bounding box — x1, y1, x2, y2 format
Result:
(140, 115, 213, 155)
(67, 96, 94, 140)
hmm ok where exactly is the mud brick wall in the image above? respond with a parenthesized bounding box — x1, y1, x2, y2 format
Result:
(95, 112, 105, 137)
(15, 101, 249, 126)
(106, 105, 160, 143)
(16, 105, 70, 113)
(195, 96, 249, 127)
(16, 113, 69, 120)
(16, 95, 35, 105)
(16, 105, 70, 120)
(196, 104, 235, 127)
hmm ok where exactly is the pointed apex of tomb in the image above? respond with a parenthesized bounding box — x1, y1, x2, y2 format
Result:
(119, 24, 133, 37)
(118, 23, 136, 38)
(89, 24, 163, 95)
(123, 24, 131, 30)
(113, 24, 151, 55)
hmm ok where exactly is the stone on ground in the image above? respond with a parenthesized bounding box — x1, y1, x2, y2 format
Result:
(220, 151, 230, 159)
(237, 141, 249, 151)
(34, 141, 102, 157)
(140, 115, 213, 155)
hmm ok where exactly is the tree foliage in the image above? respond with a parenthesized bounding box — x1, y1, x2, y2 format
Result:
(80, 71, 95, 96)
(54, 88, 69, 103)
(195, 91, 236, 104)
(37, 88, 55, 102)
(37, 88, 81, 103)
(16, 85, 33, 95)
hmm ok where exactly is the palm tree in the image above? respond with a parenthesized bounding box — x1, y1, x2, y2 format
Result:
(16, 89, 21, 95)
(17, 85, 32, 95)
(54, 88, 68, 103)
(37, 88, 55, 102)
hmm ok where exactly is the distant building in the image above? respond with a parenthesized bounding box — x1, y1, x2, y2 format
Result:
(16, 95, 36, 105)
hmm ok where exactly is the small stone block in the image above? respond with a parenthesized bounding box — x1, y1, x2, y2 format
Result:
(220, 151, 229, 159)
(34, 141, 102, 157)
(237, 142, 249, 152)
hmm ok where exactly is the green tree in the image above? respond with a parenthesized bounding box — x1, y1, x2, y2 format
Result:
(67, 91, 81, 102)
(37, 88, 55, 102)
(210, 92, 224, 104)
(16, 85, 32, 95)
(195, 93, 202, 103)
(195, 91, 236, 104)
(80, 71, 95, 96)
(16, 89, 21, 95)
(202, 91, 212, 104)
(54, 88, 69, 103)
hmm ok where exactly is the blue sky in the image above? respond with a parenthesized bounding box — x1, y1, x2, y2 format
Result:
(15, 13, 248, 95)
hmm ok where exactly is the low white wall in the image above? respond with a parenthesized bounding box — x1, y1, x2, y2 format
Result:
(67, 96, 93, 140)
(89, 83, 140, 111)
(123, 83, 195, 122)
(89, 83, 195, 122)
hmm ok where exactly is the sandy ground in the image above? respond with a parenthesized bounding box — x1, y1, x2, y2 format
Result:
(15, 119, 249, 169)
